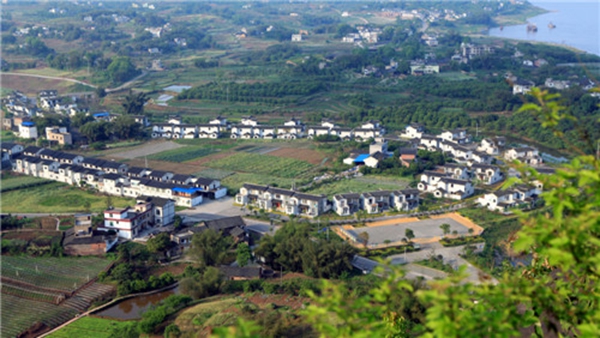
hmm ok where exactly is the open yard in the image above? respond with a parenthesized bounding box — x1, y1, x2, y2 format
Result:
(0, 182, 134, 213)
(46, 316, 132, 338)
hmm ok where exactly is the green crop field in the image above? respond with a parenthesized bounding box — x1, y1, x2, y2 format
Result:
(195, 168, 236, 180)
(146, 146, 217, 162)
(46, 316, 133, 338)
(206, 153, 314, 178)
(306, 176, 411, 197)
(1, 293, 78, 338)
(1, 256, 112, 292)
(0, 173, 52, 192)
(0, 182, 133, 213)
(222, 173, 300, 193)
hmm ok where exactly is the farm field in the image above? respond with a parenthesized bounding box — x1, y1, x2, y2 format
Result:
(306, 176, 411, 197)
(205, 153, 315, 179)
(0, 74, 91, 96)
(222, 172, 299, 193)
(1, 293, 77, 338)
(0, 182, 134, 213)
(0, 173, 52, 192)
(46, 316, 132, 338)
(1, 256, 112, 292)
(147, 146, 217, 162)
(108, 140, 183, 159)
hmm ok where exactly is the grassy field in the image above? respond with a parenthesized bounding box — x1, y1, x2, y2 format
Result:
(306, 176, 411, 197)
(0, 173, 51, 192)
(146, 146, 217, 162)
(0, 182, 134, 213)
(206, 153, 315, 179)
(1, 130, 17, 142)
(2, 256, 112, 292)
(46, 316, 132, 338)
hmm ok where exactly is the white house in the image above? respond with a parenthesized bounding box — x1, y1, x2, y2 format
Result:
(18, 121, 38, 139)
(477, 185, 538, 212)
(361, 191, 392, 214)
(471, 164, 504, 185)
(513, 79, 534, 95)
(437, 163, 469, 180)
(477, 138, 500, 155)
(401, 123, 424, 139)
(419, 171, 473, 200)
(197, 124, 220, 139)
(240, 116, 258, 126)
(391, 189, 420, 211)
(504, 147, 543, 166)
(332, 193, 362, 216)
(364, 152, 388, 168)
(419, 135, 440, 151)
(438, 128, 471, 144)
(101, 205, 153, 240)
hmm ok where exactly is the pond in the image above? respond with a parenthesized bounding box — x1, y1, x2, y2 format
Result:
(93, 286, 179, 320)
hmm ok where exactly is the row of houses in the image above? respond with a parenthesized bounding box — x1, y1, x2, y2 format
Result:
(9, 145, 227, 207)
(235, 183, 420, 218)
(151, 115, 386, 142)
(332, 189, 419, 216)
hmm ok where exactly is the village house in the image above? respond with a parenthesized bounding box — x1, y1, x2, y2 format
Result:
(398, 148, 418, 167)
(204, 216, 247, 243)
(63, 214, 118, 256)
(331, 127, 353, 141)
(45, 126, 72, 145)
(364, 151, 388, 168)
(230, 124, 256, 139)
(235, 184, 329, 217)
(400, 123, 425, 139)
(470, 164, 504, 185)
(419, 135, 441, 151)
(391, 189, 420, 211)
(504, 147, 543, 166)
(513, 79, 535, 95)
(1, 142, 23, 162)
(101, 203, 154, 240)
(418, 171, 474, 200)
(137, 196, 176, 226)
(307, 126, 331, 139)
(209, 116, 229, 131)
(361, 191, 392, 214)
(197, 124, 220, 138)
(332, 193, 362, 216)
(437, 163, 470, 180)
(18, 121, 38, 139)
(410, 60, 440, 75)
(173, 124, 198, 139)
(171, 226, 206, 248)
(476, 185, 539, 212)
(477, 138, 500, 155)
(438, 128, 471, 144)
(461, 42, 494, 60)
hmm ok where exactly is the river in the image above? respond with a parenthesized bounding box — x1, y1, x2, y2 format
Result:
(93, 286, 179, 320)
(488, 1, 600, 56)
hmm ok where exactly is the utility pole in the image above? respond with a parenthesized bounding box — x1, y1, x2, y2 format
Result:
(476, 121, 479, 138)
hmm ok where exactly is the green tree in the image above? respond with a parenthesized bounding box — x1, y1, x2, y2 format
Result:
(405, 228, 415, 242)
(112, 115, 142, 139)
(71, 112, 94, 128)
(439, 223, 451, 237)
(146, 233, 172, 255)
(107, 56, 139, 84)
(190, 229, 232, 267)
(173, 215, 183, 230)
(358, 231, 369, 248)
(95, 86, 107, 98)
(236, 243, 252, 267)
(122, 90, 148, 115)
(164, 323, 181, 338)
(80, 121, 111, 142)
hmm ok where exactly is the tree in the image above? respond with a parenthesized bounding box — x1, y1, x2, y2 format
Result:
(107, 56, 139, 84)
(190, 229, 232, 267)
(71, 112, 94, 128)
(236, 243, 252, 267)
(164, 323, 181, 338)
(146, 233, 172, 255)
(405, 228, 415, 243)
(112, 115, 142, 140)
(440, 223, 451, 237)
(95, 86, 107, 98)
(80, 121, 111, 142)
(122, 90, 148, 115)
(173, 215, 182, 230)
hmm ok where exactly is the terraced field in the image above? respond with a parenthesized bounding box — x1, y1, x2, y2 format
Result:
(46, 316, 133, 338)
(1, 256, 112, 293)
(1, 293, 77, 338)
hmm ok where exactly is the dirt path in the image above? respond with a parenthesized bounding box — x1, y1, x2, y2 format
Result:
(2, 72, 97, 88)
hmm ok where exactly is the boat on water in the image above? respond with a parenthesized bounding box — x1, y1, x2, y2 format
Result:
(548, 22, 556, 29)
(527, 23, 538, 32)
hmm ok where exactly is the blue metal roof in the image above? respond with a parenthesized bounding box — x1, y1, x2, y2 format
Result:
(354, 154, 370, 162)
(93, 112, 110, 117)
(21, 121, 35, 126)
(172, 187, 203, 194)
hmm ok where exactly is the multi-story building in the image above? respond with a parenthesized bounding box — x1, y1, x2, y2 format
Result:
(235, 184, 329, 217)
